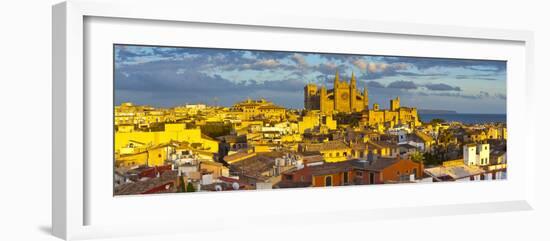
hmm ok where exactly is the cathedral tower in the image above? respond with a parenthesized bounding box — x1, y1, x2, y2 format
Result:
(363, 85, 369, 110)
(350, 72, 357, 111)
(390, 96, 400, 111)
(333, 70, 340, 110)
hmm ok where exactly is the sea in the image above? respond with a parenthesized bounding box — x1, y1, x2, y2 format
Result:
(419, 113, 506, 124)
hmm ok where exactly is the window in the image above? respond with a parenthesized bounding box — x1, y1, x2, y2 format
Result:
(336, 152, 340, 157)
(343, 172, 349, 184)
(356, 171, 363, 177)
(325, 176, 333, 186)
(397, 171, 400, 176)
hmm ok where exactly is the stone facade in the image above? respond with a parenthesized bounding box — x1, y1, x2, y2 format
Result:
(304, 71, 368, 114)
(305, 71, 421, 129)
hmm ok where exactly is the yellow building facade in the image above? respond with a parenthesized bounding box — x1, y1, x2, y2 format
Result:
(297, 111, 337, 134)
(304, 71, 368, 114)
(116, 144, 172, 168)
(114, 123, 219, 155)
(362, 97, 421, 129)
(231, 98, 286, 121)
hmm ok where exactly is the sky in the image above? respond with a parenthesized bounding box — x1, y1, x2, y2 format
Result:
(114, 44, 507, 114)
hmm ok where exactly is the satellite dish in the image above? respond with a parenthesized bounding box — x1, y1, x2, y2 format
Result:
(215, 185, 222, 191)
(232, 182, 240, 190)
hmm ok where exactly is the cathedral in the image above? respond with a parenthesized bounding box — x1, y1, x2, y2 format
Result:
(304, 71, 368, 114)
(304, 71, 421, 128)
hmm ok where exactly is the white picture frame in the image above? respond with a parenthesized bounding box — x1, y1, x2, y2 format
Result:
(52, 0, 535, 240)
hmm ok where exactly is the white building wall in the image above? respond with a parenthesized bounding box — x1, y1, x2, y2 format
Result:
(478, 143, 490, 165)
(463, 146, 477, 166)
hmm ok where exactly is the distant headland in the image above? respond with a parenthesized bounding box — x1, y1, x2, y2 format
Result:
(418, 109, 458, 115)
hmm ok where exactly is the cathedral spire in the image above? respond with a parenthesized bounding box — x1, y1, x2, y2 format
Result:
(350, 72, 356, 87)
(363, 84, 369, 109)
(334, 70, 340, 87)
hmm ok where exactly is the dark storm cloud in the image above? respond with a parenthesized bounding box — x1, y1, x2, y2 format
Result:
(387, 80, 418, 90)
(315, 62, 349, 76)
(455, 74, 499, 81)
(424, 83, 461, 91)
(115, 63, 308, 108)
(366, 81, 385, 88)
(422, 91, 495, 100)
(115, 46, 146, 62)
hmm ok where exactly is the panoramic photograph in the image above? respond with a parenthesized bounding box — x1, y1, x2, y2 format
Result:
(113, 44, 507, 195)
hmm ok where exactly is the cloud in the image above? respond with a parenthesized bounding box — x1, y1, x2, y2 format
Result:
(368, 62, 389, 72)
(455, 74, 500, 81)
(478, 91, 490, 98)
(422, 90, 500, 100)
(424, 83, 461, 91)
(495, 93, 506, 100)
(387, 80, 418, 90)
(366, 81, 385, 88)
(291, 53, 308, 67)
(316, 62, 349, 75)
(114, 45, 506, 113)
(352, 59, 368, 71)
(255, 59, 280, 68)
(362, 62, 411, 80)
(381, 56, 506, 73)
(249, 51, 292, 60)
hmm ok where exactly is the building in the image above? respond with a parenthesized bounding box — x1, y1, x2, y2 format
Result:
(304, 71, 420, 128)
(304, 71, 368, 114)
(114, 170, 178, 195)
(463, 143, 490, 166)
(299, 140, 352, 162)
(115, 143, 177, 168)
(424, 158, 505, 182)
(362, 97, 421, 129)
(231, 98, 286, 121)
(114, 123, 219, 154)
(423, 160, 486, 182)
(114, 102, 169, 128)
(278, 157, 423, 188)
(297, 111, 337, 134)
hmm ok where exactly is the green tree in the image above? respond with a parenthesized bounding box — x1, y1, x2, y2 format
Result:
(186, 182, 196, 192)
(430, 118, 446, 125)
(410, 151, 425, 164)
